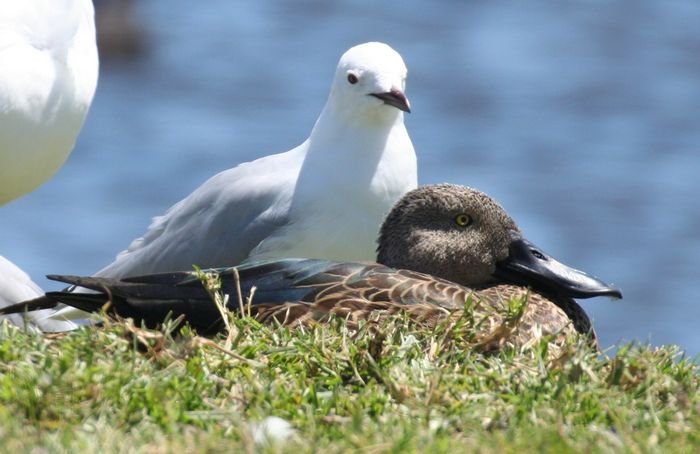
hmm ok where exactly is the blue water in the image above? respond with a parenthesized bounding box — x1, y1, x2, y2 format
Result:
(2, 0, 699, 354)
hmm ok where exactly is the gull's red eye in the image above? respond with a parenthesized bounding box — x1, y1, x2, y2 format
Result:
(347, 73, 358, 84)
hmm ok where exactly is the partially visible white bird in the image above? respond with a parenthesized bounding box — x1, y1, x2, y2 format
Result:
(0, 0, 98, 204)
(0, 256, 77, 332)
(0, 0, 98, 331)
(95, 41, 416, 279)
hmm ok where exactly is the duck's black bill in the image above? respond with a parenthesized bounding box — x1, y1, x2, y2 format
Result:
(369, 88, 411, 113)
(494, 231, 622, 300)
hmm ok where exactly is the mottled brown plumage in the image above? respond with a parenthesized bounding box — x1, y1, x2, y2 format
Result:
(1, 185, 620, 351)
(244, 263, 593, 350)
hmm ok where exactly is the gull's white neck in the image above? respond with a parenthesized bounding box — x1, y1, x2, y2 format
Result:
(0, 0, 98, 205)
(261, 95, 417, 262)
(296, 98, 407, 197)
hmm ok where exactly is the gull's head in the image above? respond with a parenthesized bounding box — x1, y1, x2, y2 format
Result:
(328, 42, 410, 121)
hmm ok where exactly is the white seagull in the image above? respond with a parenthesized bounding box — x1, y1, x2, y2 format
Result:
(95, 41, 417, 279)
(0, 256, 77, 332)
(0, 0, 98, 330)
(0, 0, 99, 205)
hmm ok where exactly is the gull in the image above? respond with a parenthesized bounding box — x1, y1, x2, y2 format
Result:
(0, 256, 76, 332)
(95, 41, 416, 278)
(5, 185, 622, 349)
(0, 0, 99, 205)
(0, 0, 98, 331)
(42, 41, 415, 325)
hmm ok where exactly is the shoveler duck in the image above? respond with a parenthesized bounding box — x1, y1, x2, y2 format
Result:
(2, 185, 621, 349)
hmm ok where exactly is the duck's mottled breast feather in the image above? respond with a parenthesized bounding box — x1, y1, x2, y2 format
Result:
(226, 259, 474, 310)
(40, 259, 592, 346)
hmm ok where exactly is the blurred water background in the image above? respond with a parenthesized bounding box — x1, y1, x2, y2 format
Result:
(2, 0, 699, 354)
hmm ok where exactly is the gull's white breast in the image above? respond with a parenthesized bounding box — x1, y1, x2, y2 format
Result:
(0, 0, 98, 204)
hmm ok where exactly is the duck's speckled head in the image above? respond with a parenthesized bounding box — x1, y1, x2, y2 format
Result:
(377, 184, 516, 286)
(377, 184, 622, 299)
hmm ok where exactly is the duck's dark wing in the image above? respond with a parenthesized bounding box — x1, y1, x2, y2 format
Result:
(0, 259, 591, 346)
(0, 259, 472, 334)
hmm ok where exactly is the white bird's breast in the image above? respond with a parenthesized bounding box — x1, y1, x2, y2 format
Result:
(0, 0, 97, 204)
(0, 255, 76, 332)
(250, 122, 417, 262)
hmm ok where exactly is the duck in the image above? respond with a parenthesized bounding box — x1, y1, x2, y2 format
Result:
(2, 185, 621, 349)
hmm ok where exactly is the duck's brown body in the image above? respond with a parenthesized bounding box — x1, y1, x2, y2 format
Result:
(247, 263, 592, 349)
(14, 259, 596, 351)
(1, 185, 619, 352)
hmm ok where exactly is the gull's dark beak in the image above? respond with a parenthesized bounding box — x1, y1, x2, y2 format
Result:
(494, 231, 622, 299)
(370, 88, 411, 113)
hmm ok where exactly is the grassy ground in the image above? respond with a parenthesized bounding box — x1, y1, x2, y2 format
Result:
(0, 307, 698, 453)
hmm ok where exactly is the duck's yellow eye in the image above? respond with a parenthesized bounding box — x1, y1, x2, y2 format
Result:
(455, 214, 472, 227)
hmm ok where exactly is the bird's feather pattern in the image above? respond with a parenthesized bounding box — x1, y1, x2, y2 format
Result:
(3, 258, 592, 348)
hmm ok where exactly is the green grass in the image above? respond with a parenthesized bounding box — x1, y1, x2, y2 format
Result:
(0, 310, 698, 453)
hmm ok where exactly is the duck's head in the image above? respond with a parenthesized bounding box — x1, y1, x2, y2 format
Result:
(377, 184, 622, 299)
(326, 42, 410, 122)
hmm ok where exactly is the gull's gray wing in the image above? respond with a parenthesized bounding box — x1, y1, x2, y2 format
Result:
(95, 146, 306, 278)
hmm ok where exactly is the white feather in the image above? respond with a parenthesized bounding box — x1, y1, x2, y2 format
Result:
(0, 0, 98, 204)
(0, 0, 98, 331)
